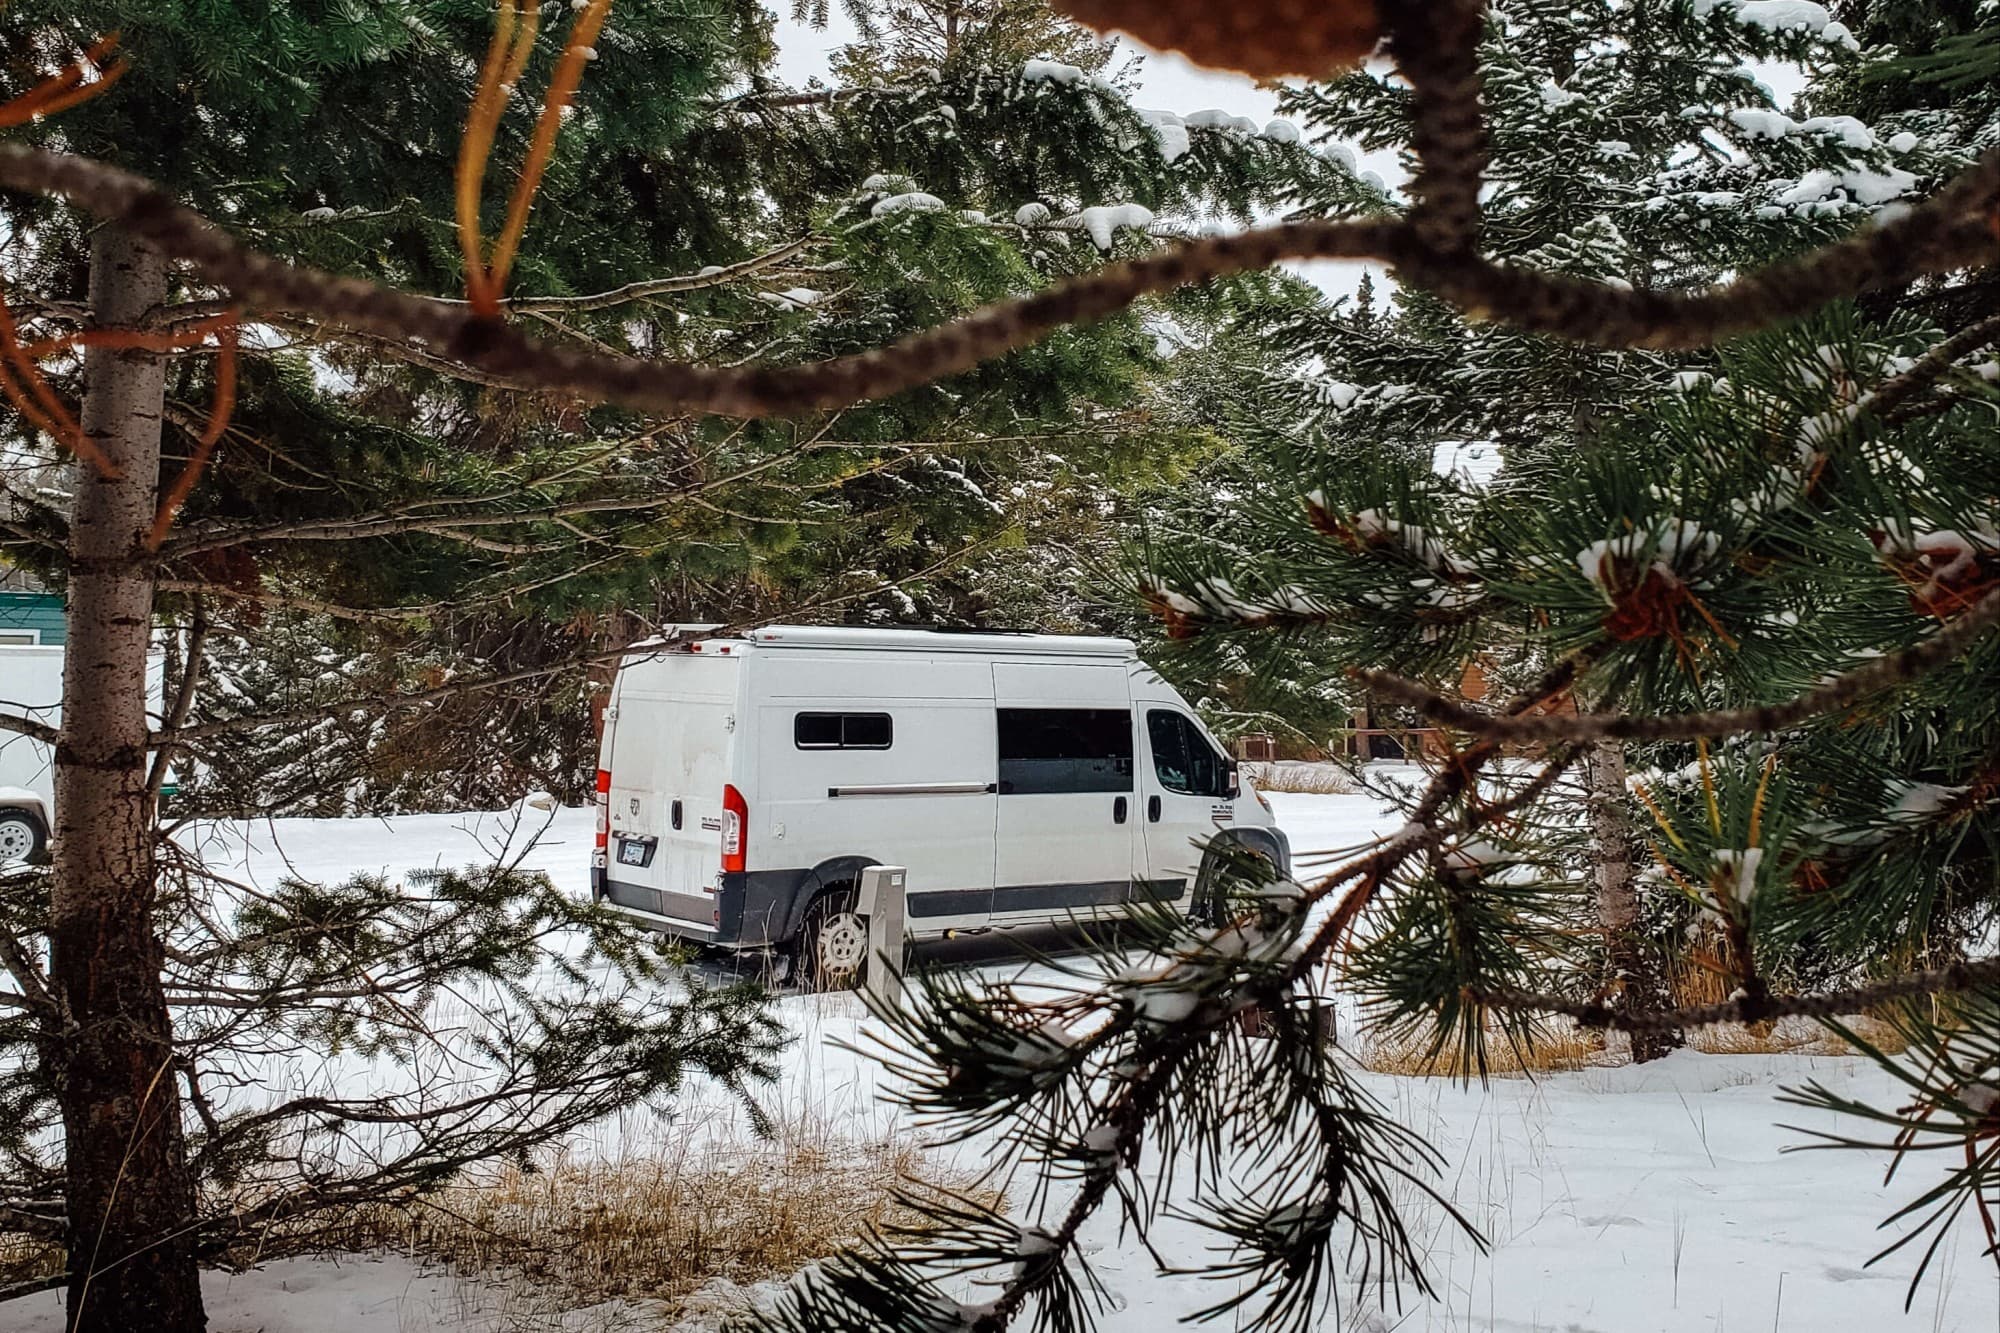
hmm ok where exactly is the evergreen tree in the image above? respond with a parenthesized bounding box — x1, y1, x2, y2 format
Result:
(1144, 0, 1949, 1054)
(161, 0, 1387, 812)
(0, 6, 791, 1327)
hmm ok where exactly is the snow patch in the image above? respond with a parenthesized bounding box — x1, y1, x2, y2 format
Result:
(1021, 58, 1103, 89)
(1070, 202, 1155, 250)
(1185, 107, 1260, 134)
(1575, 519, 1720, 588)
(871, 191, 948, 217)
(1136, 108, 1191, 163)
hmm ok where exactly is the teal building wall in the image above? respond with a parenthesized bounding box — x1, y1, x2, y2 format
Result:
(0, 591, 64, 645)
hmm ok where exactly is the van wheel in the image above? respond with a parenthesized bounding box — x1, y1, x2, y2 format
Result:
(797, 888, 868, 991)
(1191, 847, 1273, 929)
(0, 809, 47, 866)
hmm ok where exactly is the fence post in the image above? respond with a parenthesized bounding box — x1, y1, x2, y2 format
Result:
(856, 864, 908, 1007)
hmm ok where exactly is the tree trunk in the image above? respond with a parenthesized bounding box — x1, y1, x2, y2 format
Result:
(51, 226, 207, 1332)
(1585, 739, 1680, 1064)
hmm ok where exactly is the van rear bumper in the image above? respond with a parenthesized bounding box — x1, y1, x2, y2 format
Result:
(594, 868, 801, 948)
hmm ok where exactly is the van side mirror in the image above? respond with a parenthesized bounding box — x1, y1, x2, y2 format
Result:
(1226, 760, 1240, 799)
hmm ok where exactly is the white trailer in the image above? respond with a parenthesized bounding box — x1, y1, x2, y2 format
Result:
(0, 645, 174, 864)
(0, 644, 62, 862)
(593, 626, 1289, 983)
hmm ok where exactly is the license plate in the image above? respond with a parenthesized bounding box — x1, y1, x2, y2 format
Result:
(618, 839, 649, 866)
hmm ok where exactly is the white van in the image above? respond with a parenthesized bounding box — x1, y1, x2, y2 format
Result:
(593, 626, 1289, 981)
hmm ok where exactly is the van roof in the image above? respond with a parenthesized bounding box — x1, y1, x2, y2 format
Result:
(741, 625, 1137, 657)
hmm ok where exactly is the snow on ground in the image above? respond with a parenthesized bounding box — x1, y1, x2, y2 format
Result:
(20, 785, 2000, 1331)
(176, 799, 598, 899)
(11, 1255, 667, 1333)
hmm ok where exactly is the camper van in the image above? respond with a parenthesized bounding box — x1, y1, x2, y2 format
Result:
(593, 625, 1289, 982)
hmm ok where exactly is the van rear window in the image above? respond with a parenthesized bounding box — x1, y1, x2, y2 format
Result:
(997, 708, 1132, 794)
(795, 712, 893, 749)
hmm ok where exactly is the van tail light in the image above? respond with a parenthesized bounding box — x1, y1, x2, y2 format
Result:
(721, 783, 748, 874)
(593, 768, 611, 868)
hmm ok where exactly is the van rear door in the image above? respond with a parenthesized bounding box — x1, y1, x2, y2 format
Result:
(604, 655, 737, 929)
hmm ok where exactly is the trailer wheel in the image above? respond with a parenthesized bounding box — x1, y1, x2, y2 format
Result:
(0, 809, 47, 866)
(797, 887, 867, 991)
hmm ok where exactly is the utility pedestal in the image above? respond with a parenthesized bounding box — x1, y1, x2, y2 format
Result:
(856, 864, 908, 1007)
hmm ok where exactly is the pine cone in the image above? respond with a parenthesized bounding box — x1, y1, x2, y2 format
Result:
(1054, 0, 1380, 80)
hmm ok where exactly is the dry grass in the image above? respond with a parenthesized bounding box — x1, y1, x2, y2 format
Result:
(1353, 1010, 1909, 1073)
(1243, 761, 1360, 795)
(0, 1231, 59, 1291)
(1354, 1019, 1609, 1079)
(1668, 940, 1911, 1057)
(321, 1131, 997, 1319)
(0, 1128, 996, 1323)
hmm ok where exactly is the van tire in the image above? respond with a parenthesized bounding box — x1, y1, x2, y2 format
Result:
(0, 809, 47, 866)
(1190, 847, 1274, 928)
(796, 887, 868, 992)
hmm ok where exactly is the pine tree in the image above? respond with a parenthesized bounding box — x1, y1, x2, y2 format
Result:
(158, 0, 1386, 812)
(1144, 0, 1944, 1057)
(0, 7, 790, 1328)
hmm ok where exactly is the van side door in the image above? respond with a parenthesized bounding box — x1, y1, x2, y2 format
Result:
(759, 650, 997, 936)
(991, 663, 1141, 922)
(1138, 706, 1234, 898)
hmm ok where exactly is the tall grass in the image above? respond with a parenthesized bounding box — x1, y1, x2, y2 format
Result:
(1242, 761, 1360, 795)
(1355, 1019, 1608, 1078)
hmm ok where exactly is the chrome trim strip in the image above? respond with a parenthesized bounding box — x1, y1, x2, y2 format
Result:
(827, 781, 994, 797)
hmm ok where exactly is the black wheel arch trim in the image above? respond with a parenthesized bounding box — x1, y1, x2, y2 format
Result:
(1200, 825, 1292, 879)
(779, 855, 881, 943)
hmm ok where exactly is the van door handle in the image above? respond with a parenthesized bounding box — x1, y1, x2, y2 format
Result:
(670, 799, 683, 830)
(1113, 796, 1128, 824)
(1148, 795, 1161, 822)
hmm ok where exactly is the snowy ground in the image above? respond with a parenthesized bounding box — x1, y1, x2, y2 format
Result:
(19, 784, 2000, 1332)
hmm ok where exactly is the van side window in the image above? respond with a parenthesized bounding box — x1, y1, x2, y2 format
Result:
(997, 708, 1132, 794)
(794, 712, 893, 750)
(1147, 710, 1227, 797)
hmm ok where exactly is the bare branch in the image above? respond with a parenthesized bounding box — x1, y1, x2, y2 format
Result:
(1386, 0, 1489, 255)
(153, 581, 443, 625)
(1861, 309, 2000, 422)
(153, 536, 997, 745)
(0, 710, 58, 747)
(2, 144, 1995, 421)
(452, 234, 821, 313)
(148, 605, 208, 802)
